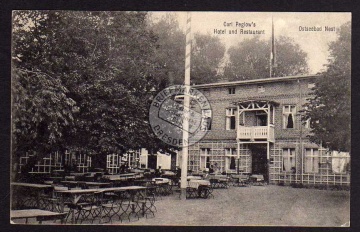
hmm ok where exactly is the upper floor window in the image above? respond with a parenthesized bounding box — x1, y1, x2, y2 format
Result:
(257, 85, 265, 93)
(305, 148, 319, 173)
(283, 148, 296, 172)
(226, 108, 236, 130)
(303, 106, 311, 129)
(201, 109, 212, 131)
(283, 105, 296, 129)
(304, 118, 311, 129)
(228, 87, 235, 95)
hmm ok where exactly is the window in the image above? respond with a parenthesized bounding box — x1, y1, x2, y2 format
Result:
(282, 148, 296, 172)
(226, 108, 236, 130)
(304, 118, 311, 129)
(200, 148, 211, 170)
(283, 105, 296, 129)
(331, 151, 350, 174)
(303, 106, 311, 129)
(257, 85, 265, 93)
(228, 87, 235, 94)
(305, 148, 319, 173)
(225, 148, 237, 170)
(201, 109, 212, 131)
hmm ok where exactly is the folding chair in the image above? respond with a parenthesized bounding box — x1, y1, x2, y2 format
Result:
(43, 186, 69, 212)
(100, 191, 122, 223)
(199, 185, 214, 199)
(186, 187, 198, 199)
(66, 192, 103, 224)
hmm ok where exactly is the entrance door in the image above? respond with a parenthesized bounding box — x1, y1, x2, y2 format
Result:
(251, 145, 268, 181)
(148, 155, 157, 169)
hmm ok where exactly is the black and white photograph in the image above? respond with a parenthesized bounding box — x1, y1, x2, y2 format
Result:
(10, 11, 350, 226)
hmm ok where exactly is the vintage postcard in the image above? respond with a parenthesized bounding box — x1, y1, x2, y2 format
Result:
(10, 11, 350, 226)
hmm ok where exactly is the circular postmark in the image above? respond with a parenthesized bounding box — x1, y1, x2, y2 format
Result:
(149, 85, 212, 147)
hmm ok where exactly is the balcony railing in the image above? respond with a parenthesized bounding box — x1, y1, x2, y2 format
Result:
(237, 125, 275, 142)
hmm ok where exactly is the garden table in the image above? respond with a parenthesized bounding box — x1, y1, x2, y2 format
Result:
(11, 209, 67, 224)
(61, 181, 111, 189)
(187, 179, 210, 189)
(152, 178, 172, 195)
(11, 183, 53, 209)
(187, 180, 212, 198)
(187, 176, 202, 181)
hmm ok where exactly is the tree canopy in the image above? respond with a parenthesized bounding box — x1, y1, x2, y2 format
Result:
(303, 22, 351, 152)
(224, 36, 309, 81)
(191, 33, 226, 84)
(147, 13, 226, 85)
(12, 11, 176, 164)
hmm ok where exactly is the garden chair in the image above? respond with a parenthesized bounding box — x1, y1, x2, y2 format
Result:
(186, 187, 198, 199)
(100, 191, 122, 223)
(199, 185, 214, 199)
(65, 192, 103, 224)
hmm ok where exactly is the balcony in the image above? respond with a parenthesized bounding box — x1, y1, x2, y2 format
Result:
(237, 125, 275, 142)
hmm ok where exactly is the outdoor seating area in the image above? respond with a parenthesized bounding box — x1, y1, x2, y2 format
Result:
(11, 164, 275, 225)
(13, 168, 253, 224)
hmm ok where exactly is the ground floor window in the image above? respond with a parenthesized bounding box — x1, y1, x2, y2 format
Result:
(200, 148, 211, 170)
(331, 151, 350, 174)
(225, 148, 237, 171)
(305, 148, 319, 173)
(282, 148, 296, 172)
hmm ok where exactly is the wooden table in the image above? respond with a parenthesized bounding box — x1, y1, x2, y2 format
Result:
(188, 179, 210, 189)
(11, 209, 67, 224)
(187, 176, 202, 181)
(187, 180, 211, 198)
(61, 181, 111, 188)
(11, 183, 53, 209)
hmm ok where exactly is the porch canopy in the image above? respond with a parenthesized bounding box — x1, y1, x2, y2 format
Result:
(232, 100, 279, 125)
(232, 100, 279, 110)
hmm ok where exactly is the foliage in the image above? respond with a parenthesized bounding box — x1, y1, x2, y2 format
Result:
(147, 13, 185, 86)
(224, 36, 308, 81)
(303, 22, 351, 152)
(147, 13, 226, 85)
(12, 11, 177, 165)
(191, 33, 226, 84)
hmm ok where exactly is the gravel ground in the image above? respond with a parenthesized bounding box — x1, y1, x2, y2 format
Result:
(119, 185, 350, 227)
(11, 185, 349, 226)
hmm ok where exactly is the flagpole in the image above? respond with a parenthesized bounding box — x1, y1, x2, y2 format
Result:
(270, 16, 274, 78)
(180, 12, 192, 200)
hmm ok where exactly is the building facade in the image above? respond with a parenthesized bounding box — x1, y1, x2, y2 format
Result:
(183, 75, 350, 187)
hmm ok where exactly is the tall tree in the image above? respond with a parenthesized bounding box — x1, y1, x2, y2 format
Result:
(224, 36, 308, 81)
(147, 13, 185, 85)
(191, 33, 226, 84)
(147, 14, 226, 85)
(11, 11, 176, 169)
(303, 22, 351, 152)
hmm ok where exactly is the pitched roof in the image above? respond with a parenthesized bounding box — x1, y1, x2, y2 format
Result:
(194, 74, 320, 89)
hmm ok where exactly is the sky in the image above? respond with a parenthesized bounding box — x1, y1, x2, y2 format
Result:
(151, 12, 351, 74)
